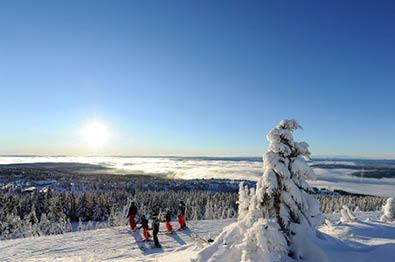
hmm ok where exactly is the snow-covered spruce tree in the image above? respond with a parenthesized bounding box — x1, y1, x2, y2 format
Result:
(195, 120, 325, 262)
(38, 213, 51, 236)
(26, 205, 40, 237)
(237, 182, 252, 221)
(381, 197, 395, 222)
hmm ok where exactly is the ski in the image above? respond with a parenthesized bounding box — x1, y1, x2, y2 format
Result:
(190, 230, 212, 244)
(135, 239, 152, 243)
(139, 245, 164, 251)
(158, 231, 174, 235)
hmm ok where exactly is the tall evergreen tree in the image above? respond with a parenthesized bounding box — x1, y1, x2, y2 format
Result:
(196, 120, 325, 262)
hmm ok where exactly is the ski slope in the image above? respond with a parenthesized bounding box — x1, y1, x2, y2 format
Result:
(0, 220, 233, 262)
(1, 214, 395, 261)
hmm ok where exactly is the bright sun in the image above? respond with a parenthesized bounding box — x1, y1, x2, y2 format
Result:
(81, 121, 109, 148)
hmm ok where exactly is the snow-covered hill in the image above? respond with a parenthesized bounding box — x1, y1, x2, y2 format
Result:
(0, 219, 232, 261)
(1, 212, 395, 261)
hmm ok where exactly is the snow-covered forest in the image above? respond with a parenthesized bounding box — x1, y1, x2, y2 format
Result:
(0, 189, 239, 240)
(0, 184, 387, 240)
(1, 185, 387, 240)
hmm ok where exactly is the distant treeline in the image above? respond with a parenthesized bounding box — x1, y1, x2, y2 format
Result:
(0, 167, 255, 193)
(317, 195, 386, 213)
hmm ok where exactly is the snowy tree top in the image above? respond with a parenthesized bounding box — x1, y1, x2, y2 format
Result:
(276, 119, 302, 130)
(266, 119, 311, 159)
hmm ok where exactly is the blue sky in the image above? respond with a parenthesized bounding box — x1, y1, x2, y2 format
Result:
(0, 0, 394, 157)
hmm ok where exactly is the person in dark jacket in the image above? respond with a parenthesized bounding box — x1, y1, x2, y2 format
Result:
(138, 215, 150, 241)
(127, 202, 138, 230)
(152, 213, 161, 248)
(165, 208, 173, 233)
(177, 200, 187, 230)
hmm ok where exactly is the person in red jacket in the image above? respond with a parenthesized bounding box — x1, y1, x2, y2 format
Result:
(127, 202, 138, 230)
(177, 200, 187, 230)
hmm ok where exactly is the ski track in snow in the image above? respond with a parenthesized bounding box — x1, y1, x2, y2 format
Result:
(2, 214, 395, 261)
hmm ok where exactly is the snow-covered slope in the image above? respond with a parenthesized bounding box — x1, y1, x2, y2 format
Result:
(320, 213, 395, 261)
(1, 213, 395, 261)
(0, 220, 233, 262)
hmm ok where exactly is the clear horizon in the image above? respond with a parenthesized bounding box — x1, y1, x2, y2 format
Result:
(1, 1, 394, 158)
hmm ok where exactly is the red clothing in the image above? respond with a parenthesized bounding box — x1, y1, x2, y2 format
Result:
(177, 215, 186, 229)
(165, 221, 173, 232)
(143, 228, 150, 240)
(129, 215, 136, 230)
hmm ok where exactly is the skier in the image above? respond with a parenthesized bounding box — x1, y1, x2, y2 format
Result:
(165, 208, 173, 233)
(152, 213, 161, 248)
(177, 200, 187, 230)
(127, 201, 138, 230)
(138, 215, 151, 241)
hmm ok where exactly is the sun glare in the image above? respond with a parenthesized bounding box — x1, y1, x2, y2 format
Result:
(81, 121, 109, 149)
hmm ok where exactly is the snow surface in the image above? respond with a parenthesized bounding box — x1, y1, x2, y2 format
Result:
(1, 213, 395, 261)
(0, 219, 233, 262)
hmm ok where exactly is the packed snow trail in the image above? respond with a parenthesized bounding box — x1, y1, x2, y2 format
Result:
(0, 220, 233, 261)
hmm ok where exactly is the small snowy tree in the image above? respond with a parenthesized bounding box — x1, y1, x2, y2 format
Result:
(108, 204, 129, 227)
(77, 218, 85, 231)
(65, 218, 72, 233)
(38, 213, 51, 236)
(1, 213, 23, 239)
(195, 120, 325, 262)
(237, 182, 252, 221)
(86, 220, 95, 231)
(96, 221, 108, 229)
(26, 205, 40, 237)
(381, 197, 395, 222)
(340, 205, 357, 223)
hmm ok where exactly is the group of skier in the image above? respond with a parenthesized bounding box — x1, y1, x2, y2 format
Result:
(126, 200, 187, 248)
